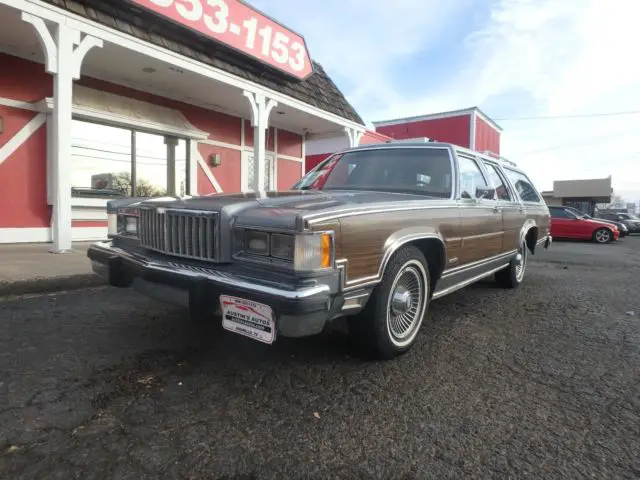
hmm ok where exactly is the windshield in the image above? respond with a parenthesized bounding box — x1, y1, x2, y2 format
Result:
(292, 147, 453, 197)
(623, 213, 639, 220)
(565, 207, 588, 217)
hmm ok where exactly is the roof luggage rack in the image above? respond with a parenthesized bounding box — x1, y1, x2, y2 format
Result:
(481, 151, 517, 167)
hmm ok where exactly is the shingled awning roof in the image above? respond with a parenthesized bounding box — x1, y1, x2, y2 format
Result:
(41, 0, 364, 126)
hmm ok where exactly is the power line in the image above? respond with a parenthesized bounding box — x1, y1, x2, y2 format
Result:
(72, 136, 184, 157)
(72, 145, 186, 163)
(518, 131, 639, 156)
(495, 110, 640, 121)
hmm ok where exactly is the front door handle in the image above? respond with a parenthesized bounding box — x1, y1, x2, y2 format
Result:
(493, 205, 502, 213)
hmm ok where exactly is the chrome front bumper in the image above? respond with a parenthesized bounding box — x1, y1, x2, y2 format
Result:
(87, 241, 342, 338)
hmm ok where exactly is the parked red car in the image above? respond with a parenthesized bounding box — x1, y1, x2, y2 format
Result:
(548, 206, 619, 243)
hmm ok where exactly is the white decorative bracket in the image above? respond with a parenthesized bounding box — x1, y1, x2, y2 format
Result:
(21, 12, 103, 79)
(22, 13, 60, 74)
(71, 35, 104, 79)
(242, 91, 277, 193)
(345, 127, 364, 148)
(243, 90, 278, 129)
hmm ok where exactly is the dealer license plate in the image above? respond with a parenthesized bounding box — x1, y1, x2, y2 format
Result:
(219, 295, 276, 344)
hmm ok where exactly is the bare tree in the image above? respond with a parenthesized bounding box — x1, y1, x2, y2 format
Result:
(111, 171, 167, 198)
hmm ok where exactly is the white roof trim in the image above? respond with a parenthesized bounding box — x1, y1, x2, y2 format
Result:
(373, 108, 475, 127)
(474, 109, 503, 133)
(9, 0, 365, 133)
(43, 85, 209, 139)
(373, 106, 503, 132)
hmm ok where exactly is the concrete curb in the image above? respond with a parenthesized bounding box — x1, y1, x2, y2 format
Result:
(0, 274, 107, 298)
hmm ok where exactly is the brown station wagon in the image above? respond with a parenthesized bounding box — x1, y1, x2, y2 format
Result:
(88, 142, 552, 359)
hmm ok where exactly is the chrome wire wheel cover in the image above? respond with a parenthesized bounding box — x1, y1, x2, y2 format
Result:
(595, 229, 610, 243)
(515, 243, 527, 282)
(386, 260, 427, 348)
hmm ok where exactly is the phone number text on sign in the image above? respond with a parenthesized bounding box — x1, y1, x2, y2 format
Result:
(133, 0, 313, 79)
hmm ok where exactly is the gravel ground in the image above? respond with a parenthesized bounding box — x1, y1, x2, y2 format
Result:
(1, 237, 639, 479)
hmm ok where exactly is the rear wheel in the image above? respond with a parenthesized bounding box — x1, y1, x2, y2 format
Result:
(593, 228, 612, 244)
(347, 245, 429, 360)
(495, 241, 527, 288)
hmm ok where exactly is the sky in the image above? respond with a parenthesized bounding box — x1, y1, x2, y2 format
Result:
(251, 0, 640, 204)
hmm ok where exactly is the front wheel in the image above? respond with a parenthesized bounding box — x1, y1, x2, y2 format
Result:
(347, 245, 430, 360)
(593, 228, 613, 244)
(495, 241, 527, 288)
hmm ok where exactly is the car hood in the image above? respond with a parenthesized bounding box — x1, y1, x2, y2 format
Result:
(585, 218, 618, 228)
(132, 190, 448, 230)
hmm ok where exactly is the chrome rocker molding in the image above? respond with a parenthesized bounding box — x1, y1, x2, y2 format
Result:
(90, 241, 330, 300)
(431, 263, 510, 300)
(440, 249, 517, 278)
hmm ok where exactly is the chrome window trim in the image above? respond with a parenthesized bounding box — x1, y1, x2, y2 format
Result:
(479, 159, 518, 203)
(454, 151, 492, 201)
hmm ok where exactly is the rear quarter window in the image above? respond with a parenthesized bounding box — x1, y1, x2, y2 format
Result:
(503, 168, 542, 203)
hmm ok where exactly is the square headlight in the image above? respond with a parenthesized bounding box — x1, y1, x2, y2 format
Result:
(271, 234, 294, 260)
(124, 216, 138, 234)
(245, 230, 270, 256)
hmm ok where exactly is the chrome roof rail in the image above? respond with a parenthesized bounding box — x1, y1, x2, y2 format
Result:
(481, 150, 518, 167)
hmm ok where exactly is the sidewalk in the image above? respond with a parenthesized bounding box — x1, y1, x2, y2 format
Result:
(0, 242, 106, 297)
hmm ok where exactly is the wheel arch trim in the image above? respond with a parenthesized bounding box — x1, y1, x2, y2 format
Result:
(338, 232, 446, 292)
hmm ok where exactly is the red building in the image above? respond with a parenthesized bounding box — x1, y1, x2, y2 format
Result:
(0, 0, 364, 248)
(373, 107, 502, 156)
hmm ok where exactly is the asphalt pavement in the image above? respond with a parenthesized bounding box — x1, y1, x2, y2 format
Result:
(1, 237, 639, 479)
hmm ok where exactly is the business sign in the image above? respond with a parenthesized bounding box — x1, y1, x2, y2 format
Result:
(129, 0, 314, 80)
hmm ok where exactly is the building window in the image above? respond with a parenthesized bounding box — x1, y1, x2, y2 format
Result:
(71, 119, 188, 198)
(244, 152, 275, 191)
(135, 131, 168, 197)
(71, 120, 133, 198)
(176, 139, 188, 197)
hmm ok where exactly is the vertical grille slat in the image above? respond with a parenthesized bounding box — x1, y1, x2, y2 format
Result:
(199, 217, 205, 259)
(138, 208, 217, 262)
(206, 217, 213, 259)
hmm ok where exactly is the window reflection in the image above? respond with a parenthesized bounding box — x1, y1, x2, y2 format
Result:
(177, 139, 187, 197)
(135, 131, 168, 197)
(70, 119, 189, 198)
(71, 120, 132, 197)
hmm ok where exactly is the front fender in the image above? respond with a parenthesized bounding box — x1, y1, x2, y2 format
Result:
(381, 227, 447, 273)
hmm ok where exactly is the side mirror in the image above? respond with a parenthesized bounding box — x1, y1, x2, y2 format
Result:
(475, 186, 496, 201)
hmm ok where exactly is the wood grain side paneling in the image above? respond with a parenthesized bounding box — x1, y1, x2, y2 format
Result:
(455, 204, 503, 265)
(337, 208, 460, 283)
(501, 204, 524, 251)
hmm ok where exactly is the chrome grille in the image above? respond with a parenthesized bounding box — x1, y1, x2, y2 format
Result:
(139, 209, 217, 261)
